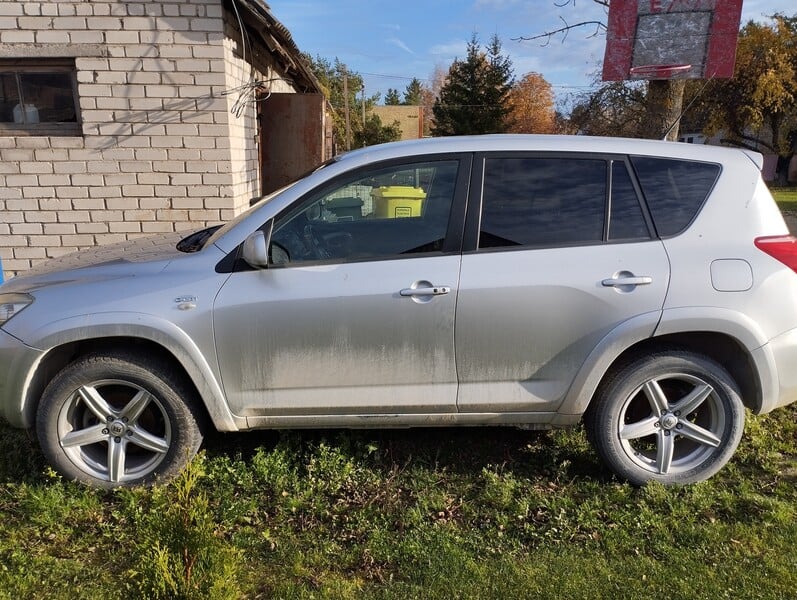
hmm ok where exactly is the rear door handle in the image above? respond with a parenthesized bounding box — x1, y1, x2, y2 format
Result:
(400, 286, 451, 297)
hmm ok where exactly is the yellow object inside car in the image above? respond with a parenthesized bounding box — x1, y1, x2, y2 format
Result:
(371, 186, 427, 218)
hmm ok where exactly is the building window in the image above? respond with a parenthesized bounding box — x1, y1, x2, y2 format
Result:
(0, 59, 81, 136)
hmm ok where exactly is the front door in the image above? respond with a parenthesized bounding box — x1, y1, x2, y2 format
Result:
(213, 157, 469, 417)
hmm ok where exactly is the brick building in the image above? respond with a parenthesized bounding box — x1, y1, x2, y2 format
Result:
(0, 0, 331, 279)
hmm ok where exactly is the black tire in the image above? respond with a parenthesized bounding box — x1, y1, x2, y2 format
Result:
(585, 350, 745, 485)
(36, 352, 204, 488)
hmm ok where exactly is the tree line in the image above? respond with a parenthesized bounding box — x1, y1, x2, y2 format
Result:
(303, 34, 556, 148)
(303, 11, 797, 175)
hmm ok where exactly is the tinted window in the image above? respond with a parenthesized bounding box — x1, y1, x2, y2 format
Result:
(609, 161, 649, 240)
(479, 158, 605, 248)
(270, 160, 458, 265)
(630, 156, 720, 237)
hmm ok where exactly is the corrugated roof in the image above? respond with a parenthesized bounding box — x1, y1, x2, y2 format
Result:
(229, 0, 323, 94)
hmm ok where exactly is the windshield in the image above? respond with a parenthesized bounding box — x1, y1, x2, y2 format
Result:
(205, 158, 338, 248)
(204, 182, 298, 248)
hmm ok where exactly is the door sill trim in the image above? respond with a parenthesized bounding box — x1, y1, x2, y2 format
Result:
(243, 411, 579, 430)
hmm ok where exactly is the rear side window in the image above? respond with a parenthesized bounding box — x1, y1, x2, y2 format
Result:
(479, 157, 605, 248)
(630, 157, 720, 237)
(609, 161, 649, 240)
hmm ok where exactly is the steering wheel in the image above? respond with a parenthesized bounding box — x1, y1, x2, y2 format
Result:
(302, 223, 332, 259)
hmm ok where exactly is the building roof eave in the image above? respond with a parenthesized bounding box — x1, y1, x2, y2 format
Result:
(229, 0, 324, 95)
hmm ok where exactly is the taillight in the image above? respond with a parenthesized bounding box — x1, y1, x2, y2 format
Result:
(755, 235, 797, 272)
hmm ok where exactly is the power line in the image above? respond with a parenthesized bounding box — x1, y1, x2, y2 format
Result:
(359, 69, 597, 89)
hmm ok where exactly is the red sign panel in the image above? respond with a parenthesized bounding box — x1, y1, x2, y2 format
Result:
(602, 0, 743, 81)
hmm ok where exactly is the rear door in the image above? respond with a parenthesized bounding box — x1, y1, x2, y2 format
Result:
(455, 154, 670, 413)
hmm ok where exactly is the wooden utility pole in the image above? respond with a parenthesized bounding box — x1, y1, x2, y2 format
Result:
(343, 68, 351, 151)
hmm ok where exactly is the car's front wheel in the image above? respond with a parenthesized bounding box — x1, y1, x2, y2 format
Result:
(585, 350, 745, 485)
(37, 352, 204, 488)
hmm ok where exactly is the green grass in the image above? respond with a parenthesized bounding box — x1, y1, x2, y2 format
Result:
(1, 405, 796, 599)
(770, 186, 797, 204)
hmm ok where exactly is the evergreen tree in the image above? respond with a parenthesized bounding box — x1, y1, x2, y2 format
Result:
(402, 78, 424, 105)
(432, 34, 514, 136)
(354, 115, 402, 147)
(384, 88, 401, 105)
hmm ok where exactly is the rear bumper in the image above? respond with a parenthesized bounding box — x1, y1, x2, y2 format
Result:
(0, 328, 44, 428)
(754, 327, 797, 414)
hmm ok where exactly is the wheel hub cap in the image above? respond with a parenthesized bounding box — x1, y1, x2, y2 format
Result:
(108, 419, 128, 437)
(660, 413, 678, 431)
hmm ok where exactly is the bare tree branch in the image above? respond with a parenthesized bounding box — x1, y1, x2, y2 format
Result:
(555, 0, 609, 7)
(513, 18, 606, 45)
(721, 132, 777, 153)
(512, 0, 609, 45)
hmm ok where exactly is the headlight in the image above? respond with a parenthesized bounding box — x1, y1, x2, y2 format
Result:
(0, 293, 34, 326)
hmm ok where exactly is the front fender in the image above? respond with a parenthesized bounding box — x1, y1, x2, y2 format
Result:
(24, 312, 243, 432)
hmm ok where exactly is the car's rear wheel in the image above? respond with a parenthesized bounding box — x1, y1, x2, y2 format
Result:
(585, 351, 745, 485)
(37, 352, 203, 488)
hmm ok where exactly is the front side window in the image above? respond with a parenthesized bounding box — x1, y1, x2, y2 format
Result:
(479, 157, 606, 248)
(270, 160, 459, 265)
(0, 59, 80, 136)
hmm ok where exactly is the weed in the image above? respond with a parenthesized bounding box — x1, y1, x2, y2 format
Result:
(126, 453, 242, 600)
(0, 421, 44, 484)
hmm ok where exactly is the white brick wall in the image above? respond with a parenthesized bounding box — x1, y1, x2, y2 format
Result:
(0, 0, 304, 278)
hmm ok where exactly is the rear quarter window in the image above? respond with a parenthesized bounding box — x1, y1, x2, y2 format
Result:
(630, 156, 721, 237)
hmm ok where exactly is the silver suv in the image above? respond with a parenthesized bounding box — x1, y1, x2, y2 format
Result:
(2, 135, 796, 488)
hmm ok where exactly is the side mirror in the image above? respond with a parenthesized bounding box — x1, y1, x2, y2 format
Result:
(242, 225, 271, 269)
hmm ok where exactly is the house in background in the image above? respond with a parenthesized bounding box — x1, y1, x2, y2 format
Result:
(0, 0, 332, 279)
(372, 105, 423, 141)
(678, 128, 797, 185)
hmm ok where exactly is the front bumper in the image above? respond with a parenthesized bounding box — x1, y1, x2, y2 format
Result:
(0, 328, 44, 428)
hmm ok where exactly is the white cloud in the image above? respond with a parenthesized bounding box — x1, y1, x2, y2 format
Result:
(387, 37, 414, 55)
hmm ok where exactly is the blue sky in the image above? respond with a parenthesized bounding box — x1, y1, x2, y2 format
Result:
(266, 0, 796, 109)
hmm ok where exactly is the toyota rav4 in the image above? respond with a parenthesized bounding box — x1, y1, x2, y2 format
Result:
(1, 135, 796, 487)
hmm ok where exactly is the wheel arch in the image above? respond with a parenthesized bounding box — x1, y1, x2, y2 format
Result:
(556, 324, 766, 422)
(23, 323, 243, 432)
(593, 332, 761, 412)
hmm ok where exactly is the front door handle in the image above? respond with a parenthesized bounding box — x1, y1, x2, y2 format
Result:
(400, 285, 451, 297)
(601, 276, 653, 287)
